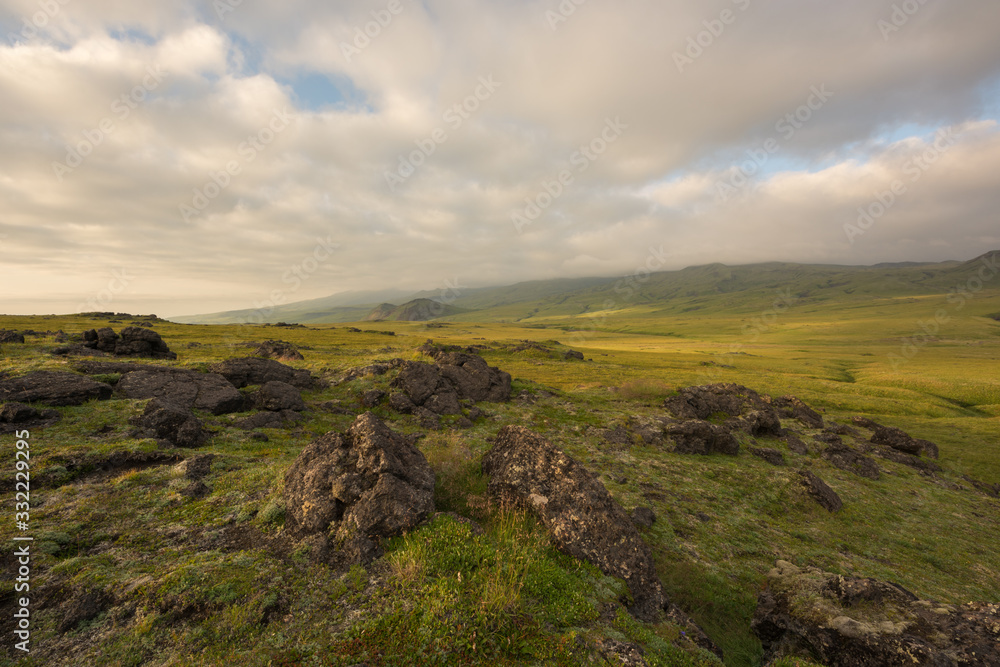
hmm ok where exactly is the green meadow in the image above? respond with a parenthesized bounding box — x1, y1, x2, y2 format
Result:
(1, 257, 998, 666)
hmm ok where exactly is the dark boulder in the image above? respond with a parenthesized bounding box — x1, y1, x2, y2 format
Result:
(665, 383, 772, 420)
(0, 402, 61, 433)
(253, 381, 306, 412)
(83, 327, 119, 353)
(822, 442, 881, 480)
(74, 360, 177, 375)
(361, 389, 385, 408)
(773, 396, 824, 429)
(665, 420, 740, 456)
(251, 339, 304, 361)
(876, 448, 942, 475)
(731, 409, 784, 437)
(785, 434, 810, 455)
(117, 370, 245, 415)
(665, 383, 783, 437)
(752, 560, 1000, 666)
(211, 357, 314, 389)
(283, 413, 435, 563)
(871, 425, 939, 459)
(391, 351, 512, 415)
(799, 470, 842, 512)
(0, 329, 25, 344)
(130, 398, 205, 447)
(481, 426, 667, 621)
(340, 358, 405, 383)
(114, 327, 177, 360)
(749, 446, 786, 466)
(387, 392, 416, 413)
(0, 371, 112, 407)
(393, 360, 446, 405)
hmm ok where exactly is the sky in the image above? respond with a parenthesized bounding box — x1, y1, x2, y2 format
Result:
(1, 0, 1000, 317)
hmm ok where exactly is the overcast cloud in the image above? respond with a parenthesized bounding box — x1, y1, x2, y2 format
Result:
(2, 0, 999, 316)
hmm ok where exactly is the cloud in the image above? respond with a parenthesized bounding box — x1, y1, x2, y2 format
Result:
(1, 0, 999, 316)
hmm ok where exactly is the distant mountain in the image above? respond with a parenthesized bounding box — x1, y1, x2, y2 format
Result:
(169, 252, 1000, 325)
(364, 299, 468, 322)
(169, 288, 415, 325)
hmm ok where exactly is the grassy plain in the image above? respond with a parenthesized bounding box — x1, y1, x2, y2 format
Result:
(0, 267, 998, 666)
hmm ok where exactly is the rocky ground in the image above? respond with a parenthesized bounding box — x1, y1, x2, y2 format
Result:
(0, 319, 998, 666)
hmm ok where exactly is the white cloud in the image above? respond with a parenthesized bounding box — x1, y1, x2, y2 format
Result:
(1, 0, 999, 316)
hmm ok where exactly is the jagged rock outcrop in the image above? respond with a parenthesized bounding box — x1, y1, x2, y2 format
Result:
(665, 420, 740, 456)
(391, 350, 511, 415)
(664, 384, 783, 437)
(284, 413, 435, 564)
(749, 446, 786, 466)
(773, 395, 824, 429)
(250, 339, 304, 361)
(0, 329, 26, 343)
(117, 370, 245, 415)
(130, 398, 206, 447)
(850, 418, 940, 459)
(0, 401, 61, 433)
(799, 470, 842, 512)
(0, 371, 113, 407)
(821, 442, 881, 480)
(481, 426, 722, 657)
(252, 381, 306, 412)
(211, 357, 314, 390)
(482, 426, 667, 619)
(871, 425, 939, 459)
(752, 560, 1000, 666)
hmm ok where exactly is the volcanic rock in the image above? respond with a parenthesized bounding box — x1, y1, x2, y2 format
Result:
(872, 425, 939, 459)
(117, 370, 245, 415)
(211, 357, 314, 390)
(822, 442, 881, 480)
(799, 470, 842, 512)
(130, 398, 206, 448)
(114, 327, 177, 360)
(251, 339, 304, 361)
(752, 560, 1000, 666)
(283, 413, 435, 563)
(0, 371, 113, 407)
(481, 425, 666, 621)
(773, 395, 824, 429)
(252, 381, 306, 412)
(749, 446, 786, 466)
(665, 420, 740, 456)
